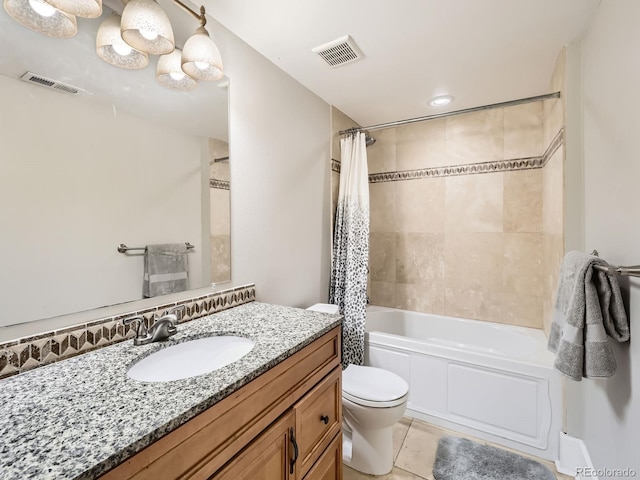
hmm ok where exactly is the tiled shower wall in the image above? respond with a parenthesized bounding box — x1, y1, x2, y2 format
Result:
(330, 72, 564, 329)
(542, 49, 566, 334)
(209, 138, 231, 283)
(367, 102, 552, 328)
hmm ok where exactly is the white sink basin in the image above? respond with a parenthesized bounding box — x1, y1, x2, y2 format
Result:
(127, 336, 255, 382)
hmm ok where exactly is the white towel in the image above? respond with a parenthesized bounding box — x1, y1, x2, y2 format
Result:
(548, 251, 629, 380)
(142, 244, 189, 298)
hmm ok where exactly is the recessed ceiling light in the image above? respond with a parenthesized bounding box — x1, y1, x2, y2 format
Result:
(429, 95, 454, 107)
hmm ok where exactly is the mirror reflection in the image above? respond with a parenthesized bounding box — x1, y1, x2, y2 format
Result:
(0, 2, 230, 327)
(208, 140, 230, 284)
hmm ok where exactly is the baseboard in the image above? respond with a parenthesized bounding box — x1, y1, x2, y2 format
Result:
(556, 432, 594, 479)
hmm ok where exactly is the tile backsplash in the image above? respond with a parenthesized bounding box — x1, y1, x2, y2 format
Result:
(0, 284, 255, 379)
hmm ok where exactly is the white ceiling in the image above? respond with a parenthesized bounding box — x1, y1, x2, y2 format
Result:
(1, 0, 600, 137)
(0, 0, 228, 140)
(206, 0, 600, 127)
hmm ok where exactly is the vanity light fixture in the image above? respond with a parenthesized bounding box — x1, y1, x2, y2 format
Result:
(429, 95, 454, 107)
(4, 0, 224, 91)
(47, 0, 100, 18)
(181, 6, 223, 81)
(96, 14, 149, 69)
(157, 48, 197, 90)
(3, 0, 78, 38)
(120, 0, 174, 55)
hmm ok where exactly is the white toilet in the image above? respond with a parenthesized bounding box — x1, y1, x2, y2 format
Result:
(306, 304, 409, 476)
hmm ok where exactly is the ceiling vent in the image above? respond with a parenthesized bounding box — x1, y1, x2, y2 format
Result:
(312, 35, 363, 67)
(20, 72, 90, 96)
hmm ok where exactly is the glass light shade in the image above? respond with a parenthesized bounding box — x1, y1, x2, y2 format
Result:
(96, 15, 148, 70)
(4, 0, 77, 38)
(120, 0, 174, 55)
(181, 27, 223, 81)
(157, 49, 197, 90)
(46, 0, 100, 18)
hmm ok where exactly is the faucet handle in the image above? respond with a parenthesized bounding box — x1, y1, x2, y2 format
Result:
(168, 305, 186, 322)
(123, 315, 148, 339)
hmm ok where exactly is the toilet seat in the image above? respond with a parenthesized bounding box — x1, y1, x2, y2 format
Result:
(343, 391, 408, 408)
(343, 365, 409, 408)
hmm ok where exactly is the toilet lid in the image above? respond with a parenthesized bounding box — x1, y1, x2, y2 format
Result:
(343, 365, 409, 406)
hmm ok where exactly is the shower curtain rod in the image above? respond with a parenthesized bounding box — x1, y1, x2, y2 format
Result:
(339, 92, 561, 135)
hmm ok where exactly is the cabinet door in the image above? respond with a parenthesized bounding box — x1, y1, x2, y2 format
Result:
(294, 368, 341, 478)
(212, 411, 296, 480)
(303, 433, 342, 480)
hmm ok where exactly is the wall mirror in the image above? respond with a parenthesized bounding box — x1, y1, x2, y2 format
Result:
(0, 1, 230, 329)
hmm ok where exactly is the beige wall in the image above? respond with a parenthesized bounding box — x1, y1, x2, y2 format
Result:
(367, 101, 562, 328)
(223, 23, 332, 308)
(209, 139, 231, 284)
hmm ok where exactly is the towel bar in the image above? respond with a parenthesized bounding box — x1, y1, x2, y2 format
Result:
(118, 242, 195, 254)
(591, 250, 640, 278)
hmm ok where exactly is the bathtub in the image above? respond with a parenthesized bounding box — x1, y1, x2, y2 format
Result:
(364, 306, 562, 461)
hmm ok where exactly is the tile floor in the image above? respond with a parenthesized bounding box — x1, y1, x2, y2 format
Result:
(343, 418, 573, 480)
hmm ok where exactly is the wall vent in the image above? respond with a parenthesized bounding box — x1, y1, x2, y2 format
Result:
(312, 35, 363, 67)
(20, 72, 90, 96)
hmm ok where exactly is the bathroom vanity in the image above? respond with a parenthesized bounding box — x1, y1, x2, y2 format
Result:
(102, 327, 342, 479)
(0, 302, 342, 480)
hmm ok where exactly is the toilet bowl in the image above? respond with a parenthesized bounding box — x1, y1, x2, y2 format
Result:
(306, 304, 409, 476)
(342, 364, 408, 475)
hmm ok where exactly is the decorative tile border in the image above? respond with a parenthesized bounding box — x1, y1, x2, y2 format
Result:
(542, 127, 564, 166)
(369, 156, 544, 183)
(0, 284, 255, 379)
(210, 179, 230, 190)
(368, 128, 565, 183)
(331, 159, 341, 174)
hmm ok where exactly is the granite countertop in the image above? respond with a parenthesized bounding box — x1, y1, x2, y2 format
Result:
(0, 302, 342, 480)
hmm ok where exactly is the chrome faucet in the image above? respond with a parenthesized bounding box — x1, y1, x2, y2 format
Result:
(123, 310, 179, 346)
(149, 314, 177, 342)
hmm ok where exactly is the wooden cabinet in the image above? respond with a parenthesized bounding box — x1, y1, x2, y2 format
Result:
(101, 327, 342, 480)
(294, 368, 341, 479)
(213, 411, 295, 480)
(213, 368, 342, 480)
(303, 434, 342, 480)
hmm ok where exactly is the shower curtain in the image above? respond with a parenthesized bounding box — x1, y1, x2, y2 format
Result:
(330, 132, 369, 367)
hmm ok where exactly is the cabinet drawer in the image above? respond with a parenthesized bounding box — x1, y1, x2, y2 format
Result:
(294, 368, 341, 478)
(303, 433, 342, 480)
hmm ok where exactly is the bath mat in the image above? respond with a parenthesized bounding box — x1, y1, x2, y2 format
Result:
(433, 436, 556, 480)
